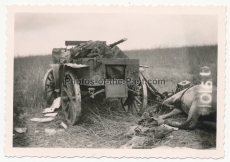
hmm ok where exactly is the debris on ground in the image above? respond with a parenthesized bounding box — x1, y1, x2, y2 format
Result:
(14, 127, 27, 133)
(122, 106, 180, 149)
(50, 97, 61, 108)
(44, 112, 58, 117)
(161, 124, 179, 131)
(42, 108, 55, 113)
(60, 122, 67, 129)
(30, 98, 61, 123)
(44, 128, 56, 136)
(124, 125, 141, 137)
(154, 126, 173, 139)
(42, 97, 61, 113)
(124, 125, 152, 138)
(30, 117, 55, 123)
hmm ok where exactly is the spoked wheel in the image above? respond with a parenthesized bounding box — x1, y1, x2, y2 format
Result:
(43, 69, 57, 106)
(61, 70, 81, 125)
(121, 73, 148, 115)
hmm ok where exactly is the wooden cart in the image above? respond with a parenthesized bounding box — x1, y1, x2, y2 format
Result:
(43, 40, 162, 125)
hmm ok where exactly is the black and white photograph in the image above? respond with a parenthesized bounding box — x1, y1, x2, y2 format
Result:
(5, 5, 225, 158)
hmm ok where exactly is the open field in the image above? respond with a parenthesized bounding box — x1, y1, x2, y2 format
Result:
(13, 45, 217, 148)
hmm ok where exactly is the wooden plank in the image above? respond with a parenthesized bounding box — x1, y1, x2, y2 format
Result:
(65, 41, 106, 46)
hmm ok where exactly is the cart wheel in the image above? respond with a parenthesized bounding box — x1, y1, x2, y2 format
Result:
(61, 70, 81, 125)
(121, 73, 147, 115)
(43, 69, 57, 106)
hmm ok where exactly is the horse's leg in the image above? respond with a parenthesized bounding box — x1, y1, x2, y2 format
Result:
(165, 102, 199, 130)
(162, 103, 176, 109)
(158, 108, 183, 120)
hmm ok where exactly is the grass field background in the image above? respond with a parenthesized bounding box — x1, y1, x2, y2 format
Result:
(13, 45, 217, 148)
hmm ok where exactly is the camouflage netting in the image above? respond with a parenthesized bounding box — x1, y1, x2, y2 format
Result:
(52, 41, 129, 79)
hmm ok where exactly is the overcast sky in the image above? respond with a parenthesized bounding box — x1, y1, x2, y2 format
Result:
(14, 13, 217, 56)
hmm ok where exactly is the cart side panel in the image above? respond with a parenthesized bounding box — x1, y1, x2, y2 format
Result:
(101, 58, 139, 83)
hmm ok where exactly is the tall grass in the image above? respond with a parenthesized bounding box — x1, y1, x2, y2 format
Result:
(13, 55, 52, 115)
(125, 45, 217, 92)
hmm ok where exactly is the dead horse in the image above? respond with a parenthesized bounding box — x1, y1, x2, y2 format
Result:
(157, 85, 217, 130)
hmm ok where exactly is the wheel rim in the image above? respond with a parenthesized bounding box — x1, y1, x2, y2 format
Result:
(43, 69, 57, 106)
(61, 71, 81, 125)
(121, 73, 148, 115)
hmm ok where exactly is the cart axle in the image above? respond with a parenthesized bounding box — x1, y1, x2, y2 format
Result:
(90, 89, 105, 98)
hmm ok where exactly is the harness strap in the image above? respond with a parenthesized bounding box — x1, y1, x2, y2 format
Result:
(175, 85, 194, 107)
